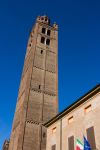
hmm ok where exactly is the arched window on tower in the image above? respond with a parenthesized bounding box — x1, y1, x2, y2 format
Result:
(41, 37, 45, 44)
(42, 28, 46, 34)
(47, 30, 51, 36)
(46, 39, 50, 46)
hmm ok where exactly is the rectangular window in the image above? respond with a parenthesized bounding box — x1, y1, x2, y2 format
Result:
(68, 136, 74, 150)
(51, 144, 56, 150)
(68, 116, 73, 124)
(85, 104, 92, 113)
(86, 126, 96, 149)
(52, 127, 56, 134)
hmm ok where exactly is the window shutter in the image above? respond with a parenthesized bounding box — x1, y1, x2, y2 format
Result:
(51, 144, 56, 150)
(68, 136, 74, 150)
(86, 126, 96, 149)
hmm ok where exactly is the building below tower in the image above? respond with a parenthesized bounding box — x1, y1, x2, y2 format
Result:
(44, 84, 100, 150)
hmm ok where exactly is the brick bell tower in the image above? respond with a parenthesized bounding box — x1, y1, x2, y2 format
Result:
(8, 16, 58, 150)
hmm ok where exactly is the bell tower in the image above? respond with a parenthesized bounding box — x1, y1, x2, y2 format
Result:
(8, 16, 58, 150)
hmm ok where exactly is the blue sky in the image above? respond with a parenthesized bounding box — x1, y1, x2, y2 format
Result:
(0, 0, 100, 148)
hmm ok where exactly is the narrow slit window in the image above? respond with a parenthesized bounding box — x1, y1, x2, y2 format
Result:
(46, 39, 50, 45)
(68, 116, 73, 124)
(47, 30, 51, 36)
(39, 85, 41, 89)
(29, 43, 31, 47)
(85, 105, 92, 113)
(41, 50, 43, 54)
(52, 127, 56, 134)
(41, 37, 45, 44)
(42, 28, 46, 34)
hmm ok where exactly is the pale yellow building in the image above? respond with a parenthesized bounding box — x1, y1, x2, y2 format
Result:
(44, 84, 100, 150)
